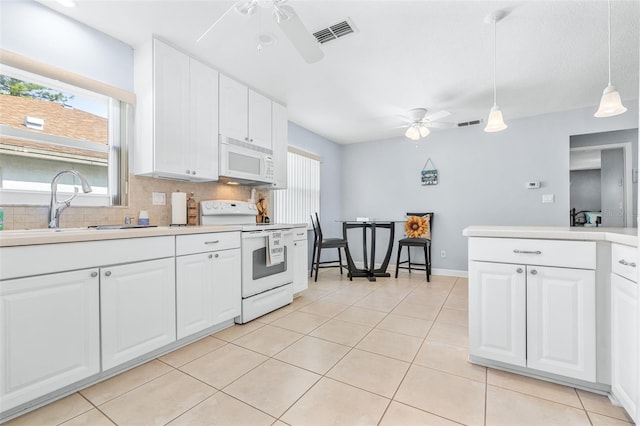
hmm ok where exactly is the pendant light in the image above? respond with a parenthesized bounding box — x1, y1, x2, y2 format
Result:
(595, 0, 627, 118)
(484, 11, 507, 133)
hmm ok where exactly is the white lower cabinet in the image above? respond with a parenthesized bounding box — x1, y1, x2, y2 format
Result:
(468, 238, 597, 383)
(292, 228, 308, 294)
(176, 232, 241, 339)
(610, 243, 638, 422)
(526, 266, 596, 381)
(0, 269, 100, 412)
(100, 258, 176, 370)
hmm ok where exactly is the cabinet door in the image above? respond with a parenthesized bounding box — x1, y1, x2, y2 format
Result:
(190, 58, 219, 180)
(212, 248, 241, 323)
(248, 90, 272, 150)
(526, 266, 596, 382)
(469, 261, 526, 366)
(154, 39, 190, 176)
(271, 101, 288, 189)
(176, 253, 214, 339)
(292, 238, 308, 294)
(219, 74, 248, 142)
(0, 269, 100, 411)
(611, 273, 637, 421)
(101, 258, 176, 370)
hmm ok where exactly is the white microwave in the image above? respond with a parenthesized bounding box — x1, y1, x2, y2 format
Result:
(219, 136, 274, 185)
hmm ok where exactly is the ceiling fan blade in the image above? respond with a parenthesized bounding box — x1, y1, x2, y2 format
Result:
(423, 110, 451, 122)
(196, 1, 241, 43)
(426, 121, 457, 129)
(274, 5, 324, 64)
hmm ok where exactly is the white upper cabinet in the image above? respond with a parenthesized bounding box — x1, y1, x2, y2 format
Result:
(271, 101, 288, 189)
(218, 74, 248, 143)
(219, 74, 272, 151)
(134, 38, 219, 181)
(248, 90, 272, 150)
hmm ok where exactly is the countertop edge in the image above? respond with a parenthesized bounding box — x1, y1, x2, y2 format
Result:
(0, 223, 308, 247)
(462, 226, 638, 247)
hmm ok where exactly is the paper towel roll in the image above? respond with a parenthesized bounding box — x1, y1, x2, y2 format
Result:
(171, 192, 187, 225)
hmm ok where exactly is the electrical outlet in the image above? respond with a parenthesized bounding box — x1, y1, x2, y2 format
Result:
(152, 192, 166, 205)
(440, 250, 446, 258)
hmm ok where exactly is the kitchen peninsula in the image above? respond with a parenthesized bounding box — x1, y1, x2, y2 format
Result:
(463, 225, 638, 423)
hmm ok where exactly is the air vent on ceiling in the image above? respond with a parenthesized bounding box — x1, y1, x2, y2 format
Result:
(313, 19, 356, 44)
(457, 119, 483, 127)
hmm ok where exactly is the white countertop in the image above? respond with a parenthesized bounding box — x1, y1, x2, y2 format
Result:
(463, 226, 638, 247)
(0, 223, 307, 247)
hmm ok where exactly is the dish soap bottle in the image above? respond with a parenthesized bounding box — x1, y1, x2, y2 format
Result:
(187, 192, 198, 226)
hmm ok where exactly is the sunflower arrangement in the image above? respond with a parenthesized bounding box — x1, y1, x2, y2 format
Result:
(405, 215, 429, 238)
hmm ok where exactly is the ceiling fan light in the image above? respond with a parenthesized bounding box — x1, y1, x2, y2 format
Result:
(405, 125, 421, 140)
(418, 125, 430, 138)
(594, 84, 627, 117)
(484, 105, 507, 132)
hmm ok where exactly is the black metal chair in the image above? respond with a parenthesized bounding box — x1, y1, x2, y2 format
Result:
(395, 212, 433, 281)
(310, 212, 352, 282)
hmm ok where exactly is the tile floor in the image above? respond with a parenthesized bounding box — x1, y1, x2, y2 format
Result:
(5, 270, 635, 426)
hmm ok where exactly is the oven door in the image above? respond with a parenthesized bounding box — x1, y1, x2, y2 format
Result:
(241, 229, 293, 298)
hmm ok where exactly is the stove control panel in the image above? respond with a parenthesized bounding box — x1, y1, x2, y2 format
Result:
(200, 200, 258, 216)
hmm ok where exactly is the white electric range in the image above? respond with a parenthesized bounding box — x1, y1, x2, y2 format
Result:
(200, 200, 294, 323)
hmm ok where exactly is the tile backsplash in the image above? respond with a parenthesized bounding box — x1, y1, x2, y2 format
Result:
(1, 174, 269, 230)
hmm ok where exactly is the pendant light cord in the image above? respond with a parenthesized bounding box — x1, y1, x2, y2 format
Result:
(607, 0, 612, 85)
(492, 18, 497, 107)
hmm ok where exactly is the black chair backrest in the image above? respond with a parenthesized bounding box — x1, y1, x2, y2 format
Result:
(314, 212, 324, 240)
(310, 213, 319, 241)
(406, 212, 433, 237)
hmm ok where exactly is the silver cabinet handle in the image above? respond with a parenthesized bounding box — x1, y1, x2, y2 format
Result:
(214, 253, 219, 258)
(530, 269, 538, 275)
(91, 271, 98, 278)
(514, 250, 542, 255)
(208, 254, 213, 259)
(192, 171, 196, 175)
(619, 259, 637, 267)
(516, 268, 523, 274)
(185, 169, 190, 174)
(205, 240, 220, 245)
(105, 271, 112, 277)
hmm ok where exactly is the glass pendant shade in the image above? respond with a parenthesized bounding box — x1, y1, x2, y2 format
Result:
(405, 125, 421, 140)
(594, 84, 627, 117)
(484, 105, 507, 132)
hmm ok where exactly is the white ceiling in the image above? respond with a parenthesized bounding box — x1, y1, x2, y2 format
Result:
(37, 0, 640, 144)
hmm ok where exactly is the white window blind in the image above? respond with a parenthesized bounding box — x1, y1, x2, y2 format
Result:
(273, 149, 320, 227)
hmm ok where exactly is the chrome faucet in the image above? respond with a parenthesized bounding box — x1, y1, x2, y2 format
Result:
(48, 170, 93, 228)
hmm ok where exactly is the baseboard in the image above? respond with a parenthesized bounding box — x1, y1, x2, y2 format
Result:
(431, 268, 468, 278)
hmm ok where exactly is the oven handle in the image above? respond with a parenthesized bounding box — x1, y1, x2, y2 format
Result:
(242, 229, 294, 238)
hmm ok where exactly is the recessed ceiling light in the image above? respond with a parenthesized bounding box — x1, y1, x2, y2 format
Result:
(57, 0, 78, 7)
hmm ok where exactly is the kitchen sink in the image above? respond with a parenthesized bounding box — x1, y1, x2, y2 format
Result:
(3, 227, 93, 234)
(88, 225, 158, 230)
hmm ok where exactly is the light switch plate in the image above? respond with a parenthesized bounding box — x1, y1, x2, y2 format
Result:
(542, 194, 554, 204)
(152, 192, 166, 205)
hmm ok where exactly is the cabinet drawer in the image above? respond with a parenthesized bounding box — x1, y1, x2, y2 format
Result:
(293, 228, 307, 241)
(469, 237, 595, 270)
(176, 232, 240, 255)
(612, 243, 638, 283)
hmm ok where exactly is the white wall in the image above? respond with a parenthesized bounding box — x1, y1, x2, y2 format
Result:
(341, 103, 639, 272)
(0, 0, 133, 91)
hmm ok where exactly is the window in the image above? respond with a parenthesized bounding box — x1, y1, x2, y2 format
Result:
(0, 63, 131, 206)
(272, 148, 320, 228)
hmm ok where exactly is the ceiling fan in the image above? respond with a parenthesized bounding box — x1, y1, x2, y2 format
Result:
(197, 0, 324, 64)
(401, 108, 456, 140)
